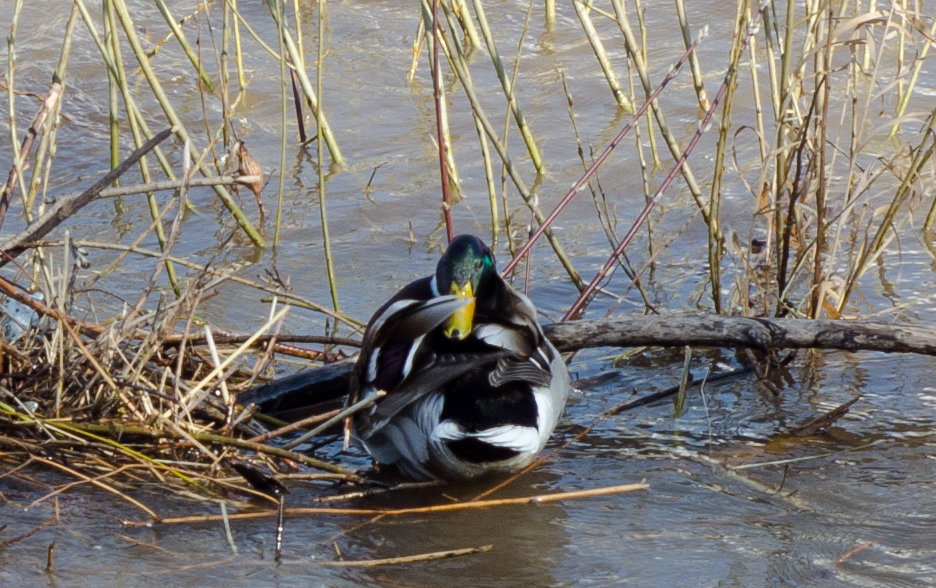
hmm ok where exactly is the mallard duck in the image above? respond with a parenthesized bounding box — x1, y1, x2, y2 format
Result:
(348, 234, 570, 480)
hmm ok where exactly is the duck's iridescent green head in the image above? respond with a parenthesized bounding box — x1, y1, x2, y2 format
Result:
(436, 235, 495, 340)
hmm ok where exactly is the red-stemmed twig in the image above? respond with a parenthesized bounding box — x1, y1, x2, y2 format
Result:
(501, 27, 709, 277)
(431, 0, 454, 243)
(563, 5, 768, 321)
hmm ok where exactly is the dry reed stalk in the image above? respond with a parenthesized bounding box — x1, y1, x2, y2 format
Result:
(230, 0, 247, 91)
(122, 482, 648, 526)
(3, 1, 25, 222)
(631, 0, 660, 169)
(544, 0, 555, 28)
(220, 1, 232, 147)
(728, 440, 884, 472)
(502, 29, 706, 276)
(0, 517, 56, 550)
(674, 0, 709, 110)
(267, 0, 345, 167)
(469, 0, 544, 172)
(490, 0, 539, 248)
(284, 390, 384, 450)
(315, 0, 342, 310)
(152, 0, 215, 91)
(573, 0, 631, 111)
(0, 77, 63, 232)
(420, 0, 462, 198)
(706, 1, 752, 314)
(290, 0, 305, 70)
(807, 5, 834, 319)
(104, 2, 121, 168)
(836, 541, 880, 565)
(609, 0, 707, 221)
(306, 544, 491, 566)
(247, 407, 342, 443)
(449, 0, 481, 51)
(30, 455, 160, 519)
(563, 5, 767, 320)
(673, 345, 692, 418)
(20, 9, 75, 223)
(407, 17, 426, 82)
(271, 0, 290, 250)
(476, 117, 498, 244)
(430, 0, 455, 242)
(52, 420, 357, 477)
(422, 1, 581, 287)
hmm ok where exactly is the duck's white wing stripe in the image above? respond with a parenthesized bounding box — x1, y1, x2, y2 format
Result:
(474, 323, 529, 354)
(368, 300, 419, 334)
(434, 421, 542, 454)
(401, 334, 425, 380)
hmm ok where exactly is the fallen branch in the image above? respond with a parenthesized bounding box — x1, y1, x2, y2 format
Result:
(545, 313, 936, 355)
(239, 313, 936, 409)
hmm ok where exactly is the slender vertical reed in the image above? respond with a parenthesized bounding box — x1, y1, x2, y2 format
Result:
(316, 0, 341, 311)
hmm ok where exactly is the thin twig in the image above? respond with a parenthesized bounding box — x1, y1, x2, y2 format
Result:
(121, 482, 648, 526)
(0, 517, 56, 550)
(502, 28, 707, 276)
(308, 544, 492, 567)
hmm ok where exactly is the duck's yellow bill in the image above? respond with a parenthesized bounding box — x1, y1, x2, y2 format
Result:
(444, 281, 475, 340)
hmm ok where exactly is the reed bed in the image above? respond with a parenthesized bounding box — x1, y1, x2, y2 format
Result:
(0, 0, 934, 534)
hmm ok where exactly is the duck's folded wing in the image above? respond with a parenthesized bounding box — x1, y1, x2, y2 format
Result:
(350, 295, 473, 406)
(367, 295, 472, 348)
(357, 349, 506, 438)
(487, 357, 552, 388)
(472, 278, 549, 357)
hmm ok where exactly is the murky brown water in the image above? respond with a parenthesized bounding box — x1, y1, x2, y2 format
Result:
(3, 0, 936, 585)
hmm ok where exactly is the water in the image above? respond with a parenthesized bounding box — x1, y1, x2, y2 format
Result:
(2, 1, 936, 585)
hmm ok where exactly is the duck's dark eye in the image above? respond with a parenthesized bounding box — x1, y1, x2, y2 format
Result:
(475, 259, 483, 271)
